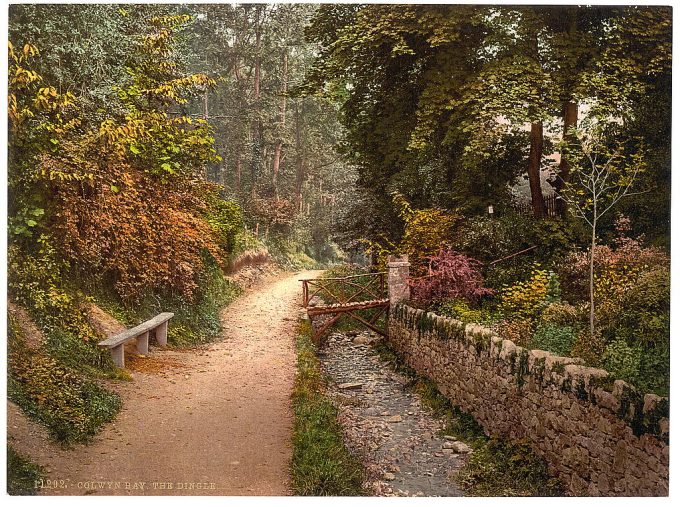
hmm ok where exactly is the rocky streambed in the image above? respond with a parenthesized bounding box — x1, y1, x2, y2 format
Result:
(318, 331, 471, 497)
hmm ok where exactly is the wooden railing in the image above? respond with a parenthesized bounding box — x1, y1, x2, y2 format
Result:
(299, 272, 386, 308)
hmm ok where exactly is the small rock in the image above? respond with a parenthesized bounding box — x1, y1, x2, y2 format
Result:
(451, 441, 473, 453)
(384, 472, 396, 481)
(442, 448, 454, 455)
(385, 415, 403, 423)
(338, 382, 363, 390)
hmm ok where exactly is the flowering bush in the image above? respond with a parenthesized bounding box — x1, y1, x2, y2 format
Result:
(410, 249, 492, 305)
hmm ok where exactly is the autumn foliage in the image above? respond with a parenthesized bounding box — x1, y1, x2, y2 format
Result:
(8, 15, 240, 305)
(410, 249, 492, 304)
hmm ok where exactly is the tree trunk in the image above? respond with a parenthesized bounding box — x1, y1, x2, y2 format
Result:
(272, 49, 288, 196)
(250, 5, 263, 197)
(528, 121, 547, 218)
(556, 101, 578, 216)
(235, 148, 242, 192)
(589, 214, 596, 337)
(294, 100, 305, 210)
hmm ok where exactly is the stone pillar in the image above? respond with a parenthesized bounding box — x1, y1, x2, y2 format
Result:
(111, 345, 125, 368)
(387, 255, 410, 305)
(155, 321, 168, 347)
(135, 331, 149, 354)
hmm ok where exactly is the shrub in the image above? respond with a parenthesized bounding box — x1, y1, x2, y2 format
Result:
(392, 193, 460, 275)
(500, 268, 559, 321)
(604, 265, 670, 347)
(455, 212, 579, 291)
(8, 239, 93, 338)
(496, 319, 534, 348)
(529, 324, 576, 357)
(570, 329, 606, 366)
(438, 299, 498, 326)
(438, 299, 484, 324)
(558, 220, 668, 305)
(539, 302, 581, 327)
(601, 337, 643, 383)
(410, 249, 492, 305)
(361, 193, 459, 273)
(203, 191, 243, 256)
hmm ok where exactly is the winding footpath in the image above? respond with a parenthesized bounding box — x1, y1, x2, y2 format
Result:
(8, 270, 321, 496)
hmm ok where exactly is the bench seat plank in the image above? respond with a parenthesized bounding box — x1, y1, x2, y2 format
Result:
(98, 312, 174, 348)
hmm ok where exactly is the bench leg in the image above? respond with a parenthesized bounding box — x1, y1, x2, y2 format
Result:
(136, 331, 149, 354)
(111, 345, 125, 368)
(155, 321, 168, 347)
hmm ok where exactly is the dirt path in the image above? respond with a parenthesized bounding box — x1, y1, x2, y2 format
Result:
(8, 270, 321, 496)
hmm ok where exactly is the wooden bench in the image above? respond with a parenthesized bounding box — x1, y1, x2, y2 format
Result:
(98, 312, 174, 368)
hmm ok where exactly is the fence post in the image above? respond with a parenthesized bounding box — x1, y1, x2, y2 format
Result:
(387, 255, 410, 305)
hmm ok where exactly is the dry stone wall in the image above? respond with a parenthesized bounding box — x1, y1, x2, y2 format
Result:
(388, 304, 669, 496)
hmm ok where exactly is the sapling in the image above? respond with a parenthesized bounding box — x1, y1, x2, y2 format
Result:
(555, 118, 647, 337)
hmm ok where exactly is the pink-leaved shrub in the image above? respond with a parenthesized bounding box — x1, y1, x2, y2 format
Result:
(410, 248, 492, 304)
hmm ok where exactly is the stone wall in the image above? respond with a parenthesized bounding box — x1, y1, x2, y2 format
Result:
(388, 304, 669, 496)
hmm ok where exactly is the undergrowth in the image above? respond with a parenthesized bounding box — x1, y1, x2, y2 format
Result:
(8, 316, 121, 446)
(91, 258, 242, 347)
(372, 341, 564, 497)
(291, 320, 365, 496)
(7, 446, 44, 495)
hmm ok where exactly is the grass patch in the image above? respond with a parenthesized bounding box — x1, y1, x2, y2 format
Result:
(372, 340, 564, 497)
(456, 438, 564, 496)
(291, 320, 365, 496)
(7, 446, 44, 495)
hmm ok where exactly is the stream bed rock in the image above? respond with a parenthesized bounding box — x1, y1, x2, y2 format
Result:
(319, 331, 466, 497)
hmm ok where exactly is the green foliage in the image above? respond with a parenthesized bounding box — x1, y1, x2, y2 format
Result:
(529, 324, 576, 357)
(601, 337, 642, 383)
(8, 325, 121, 445)
(456, 213, 580, 291)
(203, 191, 243, 255)
(438, 299, 484, 324)
(266, 235, 321, 271)
(43, 329, 117, 378)
(359, 193, 458, 272)
(291, 321, 365, 496)
(9, 206, 44, 238)
(391, 193, 459, 274)
(539, 302, 581, 327)
(7, 446, 44, 496)
(457, 438, 564, 497)
(8, 238, 94, 340)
